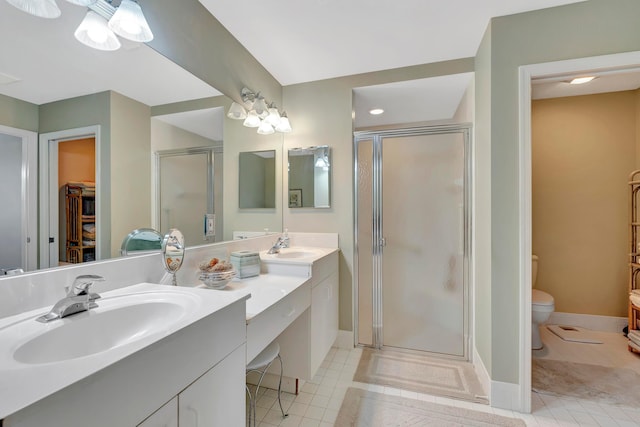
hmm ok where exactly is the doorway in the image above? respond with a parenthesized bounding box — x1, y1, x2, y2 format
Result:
(39, 126, 101, 268)
(518, 50, 640, 412)
(354, 124, 471, 358)
(0, 125, 37, 273)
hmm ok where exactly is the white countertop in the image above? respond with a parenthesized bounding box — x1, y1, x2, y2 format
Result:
(197, 273, 311, 323)
(0, 283, 248, 420)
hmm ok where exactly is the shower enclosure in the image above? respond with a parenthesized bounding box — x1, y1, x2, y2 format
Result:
(354, 125, 470, 358)
(156, 146, 223, 244)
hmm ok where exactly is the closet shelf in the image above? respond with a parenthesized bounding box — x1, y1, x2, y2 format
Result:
(65, 183, 96, 264)
(628, 170, 640, 353)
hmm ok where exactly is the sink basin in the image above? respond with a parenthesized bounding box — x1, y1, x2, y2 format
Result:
(273, 250, 319, 259)
(262, 247, 323, 260)
(6, 290, 199, 365)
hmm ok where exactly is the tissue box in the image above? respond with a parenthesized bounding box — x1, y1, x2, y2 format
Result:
(230, 250, 260, 278)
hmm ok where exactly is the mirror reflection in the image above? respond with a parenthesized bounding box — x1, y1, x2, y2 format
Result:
(288, 146, 331, 208)
(120, 228, 163, 256)
(239, 150, 276, 209)
(162, 229, 185, 286)
(0, 1, 283, 272)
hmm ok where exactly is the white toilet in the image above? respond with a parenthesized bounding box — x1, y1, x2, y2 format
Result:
(532, 255, 554, 350)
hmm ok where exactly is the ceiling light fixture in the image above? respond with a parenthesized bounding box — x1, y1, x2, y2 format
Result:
(569, 76, 596, 85)
(5, 0, 153, 50)
(369, 108, 384, 115)
(228, 87, 293, 135)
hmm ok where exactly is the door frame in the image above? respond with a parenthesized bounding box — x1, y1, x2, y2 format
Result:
(39, 126, 101, 268)
(518, 50, 640, 413)
(0, 124, 38, 272)
(353, 123, 473, 358)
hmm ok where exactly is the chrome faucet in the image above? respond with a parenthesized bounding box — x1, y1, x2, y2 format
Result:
(36, 274, 105, 323)
(267, 237, 288, 254)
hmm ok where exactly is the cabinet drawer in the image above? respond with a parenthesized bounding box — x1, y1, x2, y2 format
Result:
(311, 251, 339, 285)
(247, 281, 311, 361)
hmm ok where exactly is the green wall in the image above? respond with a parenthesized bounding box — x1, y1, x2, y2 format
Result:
(0, 94, 38, 131)
(481, 0, 640, 384)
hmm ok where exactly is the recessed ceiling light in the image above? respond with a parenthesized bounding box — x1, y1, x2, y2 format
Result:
(569, 76, 596, 85)
(369, 108, 384, 115)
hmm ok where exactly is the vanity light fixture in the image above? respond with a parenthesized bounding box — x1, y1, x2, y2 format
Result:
(5, 0, 61, 18)
(228, 87, 293, 134)
(257, 120, 275, 135)
(243, 110, 261, 128)
(5, 0, 153, 50)
(369, 108, 384, 115)
(275, 112, 292, 133)
(74, 10, 121, 51)
(569, 76, 596, 85)
(227, 102, 248, 120)
(107, 0, 153, 42)
(66, 0, 96, 5)
(265, 102, 281, 126)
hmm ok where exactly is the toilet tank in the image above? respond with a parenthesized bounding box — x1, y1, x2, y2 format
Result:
(532, 255, 538, 288)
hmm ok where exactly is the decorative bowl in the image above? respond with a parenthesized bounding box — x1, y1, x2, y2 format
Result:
(198, 270, 236, 289)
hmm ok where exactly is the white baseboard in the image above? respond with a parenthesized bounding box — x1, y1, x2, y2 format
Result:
(335, 330, 354, 349)
(491, 380, 521, 411)
(472, 346, 491, 400)
(548, 312, 628, 334)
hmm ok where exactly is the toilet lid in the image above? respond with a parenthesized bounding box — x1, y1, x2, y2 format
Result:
(532, 289, 554, 306)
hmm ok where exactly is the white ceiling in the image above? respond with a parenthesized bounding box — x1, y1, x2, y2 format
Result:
(153, 107, 225, 141)
(3, 0, 618, 135)
(532, 69, 640, 100)
(0, 1, 221, 106)
(353, 73, 474, 127)
(199, 0, 586, 86)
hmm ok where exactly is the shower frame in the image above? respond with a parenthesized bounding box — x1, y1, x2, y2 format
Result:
(353, 123, 472, 358)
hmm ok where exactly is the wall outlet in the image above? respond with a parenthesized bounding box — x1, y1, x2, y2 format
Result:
(205, 214, 216, 237)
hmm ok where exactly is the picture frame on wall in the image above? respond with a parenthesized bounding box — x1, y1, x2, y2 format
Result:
(289, 189, 303, 208)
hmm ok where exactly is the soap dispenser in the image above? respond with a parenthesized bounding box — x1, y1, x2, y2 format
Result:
(282, 228, 290, 248)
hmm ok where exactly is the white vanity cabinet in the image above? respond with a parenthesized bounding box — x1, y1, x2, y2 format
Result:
(4, 298, 247, 427)
(138, 398, 178, 427)
(276, 249, 339, 382)
(310, 268, 339, 376)
(178, 344, 245, 427)
(138, 344, 246, 427)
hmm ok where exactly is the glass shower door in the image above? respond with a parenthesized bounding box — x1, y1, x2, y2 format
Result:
(381, 132, 466, 356)
(158, 148, 215, 245)
(355, 126, 469, 358)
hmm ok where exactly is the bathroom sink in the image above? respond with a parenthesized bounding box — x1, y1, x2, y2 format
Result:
(6, 289, 199, 365)
(272, 250, 319, 259)
(261, 247, 323, 261)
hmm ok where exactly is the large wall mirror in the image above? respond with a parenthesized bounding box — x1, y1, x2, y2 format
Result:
(288, 146, 331, 208)
(239, 150, 276, 209)
(0, 1, 283, 272)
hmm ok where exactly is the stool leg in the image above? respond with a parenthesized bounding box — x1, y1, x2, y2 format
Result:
(276, 354, 288, 418)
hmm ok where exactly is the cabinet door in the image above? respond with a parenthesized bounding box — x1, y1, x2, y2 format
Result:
(178, 344, 246, 427)
(310, 271, 339, 376)
(137, 397, 178, 427)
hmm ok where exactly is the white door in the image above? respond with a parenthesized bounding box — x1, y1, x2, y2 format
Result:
(0, 125, 37, 272)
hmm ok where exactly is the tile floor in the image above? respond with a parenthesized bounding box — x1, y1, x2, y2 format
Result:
(250, 329, 640, 426)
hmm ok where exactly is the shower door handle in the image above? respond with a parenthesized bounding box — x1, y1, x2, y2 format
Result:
(379, 237, 387, 247)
